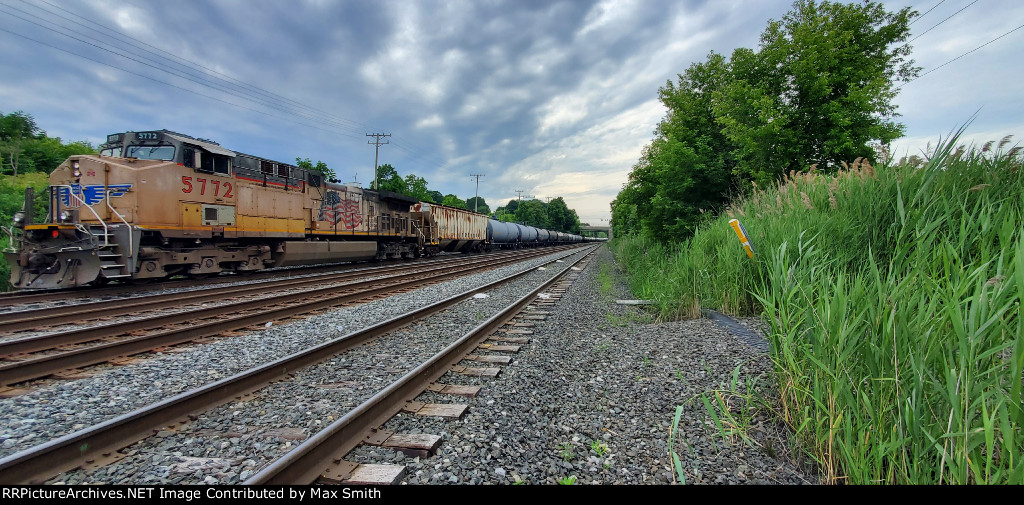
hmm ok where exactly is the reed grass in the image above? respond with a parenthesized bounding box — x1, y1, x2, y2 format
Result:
(613, 131, 1024, 483)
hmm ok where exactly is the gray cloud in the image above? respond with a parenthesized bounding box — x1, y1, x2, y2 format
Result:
(1, 0, 1020, 224)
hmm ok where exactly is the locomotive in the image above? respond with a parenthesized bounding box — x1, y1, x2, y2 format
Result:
(4, 130, 586, 290)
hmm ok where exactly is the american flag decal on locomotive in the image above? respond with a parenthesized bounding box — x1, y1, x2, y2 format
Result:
(318, 191, 363, 229)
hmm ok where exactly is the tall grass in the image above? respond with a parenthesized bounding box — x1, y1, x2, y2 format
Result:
(613, 134, 1024, 483)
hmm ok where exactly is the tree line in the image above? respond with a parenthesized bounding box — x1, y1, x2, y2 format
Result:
(371, 162, 582, 233)
(611, 0, 917, 243)
(1, 110, 97, 177)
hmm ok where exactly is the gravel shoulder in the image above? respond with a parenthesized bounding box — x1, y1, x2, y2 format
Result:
(352, 244, 818, 485)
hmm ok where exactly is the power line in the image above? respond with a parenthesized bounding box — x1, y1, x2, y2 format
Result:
(22, 0, 371, 135)
(910, 0, 947, 26)
(908, 0, 978, 43)
(901, 21, 1024, 88)
(0, 2, 367, 138)
(0, 24, 364, 140)
(3, 0, 454, 170)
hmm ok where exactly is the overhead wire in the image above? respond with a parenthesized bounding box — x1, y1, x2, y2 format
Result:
(908, 0, 978, 43)
(0, 2, 360, 138)
(5, 0, 456, 171)
(26, 0, 373, 134)
(902, 20, 1024, 87)
(0, 24, 365, 140)
(909, 0, 946, 26)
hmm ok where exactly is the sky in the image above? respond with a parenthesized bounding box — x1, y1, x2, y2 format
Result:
(1, 0, 1021, 225)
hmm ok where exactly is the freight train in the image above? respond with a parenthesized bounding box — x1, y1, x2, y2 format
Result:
(3, 130, 592, 290)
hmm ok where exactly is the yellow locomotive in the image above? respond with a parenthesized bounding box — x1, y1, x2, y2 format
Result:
(4, 130, 488, 289)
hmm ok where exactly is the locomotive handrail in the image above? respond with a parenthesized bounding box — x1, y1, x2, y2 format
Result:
(105, 190, 133, 258)
(51, 184, 109, 249)
(2, 225, 14, 253)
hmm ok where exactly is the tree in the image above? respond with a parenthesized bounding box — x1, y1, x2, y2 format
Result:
(465, 196, 490, 215)
(295, 157, 337, 183)
(403, 173, 433, 202)
(611, 0, 916, 242)
(441, 194, 466, 209)
(545, 197, 581, 233)
(427, 190, 443, 204)
(505, 199, 519, 214)
(515, 199, 548, 228)
(718, 0, 916, 182)
(373, 163, 407, 193)
(1, 111, 44, 177)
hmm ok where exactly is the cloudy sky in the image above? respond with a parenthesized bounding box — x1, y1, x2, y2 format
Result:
(1, 0, 1021, 225)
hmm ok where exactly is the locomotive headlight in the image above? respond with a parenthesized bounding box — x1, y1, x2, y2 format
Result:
(12, 211, 25, 228)
(58, 210, 71, 223)
(72, 161, 82, 178)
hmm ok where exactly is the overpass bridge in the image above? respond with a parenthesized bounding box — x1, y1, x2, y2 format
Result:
(580, 225, 611, 239)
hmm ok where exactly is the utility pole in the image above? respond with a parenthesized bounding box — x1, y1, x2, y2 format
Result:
(515, 189, 525, 202)
(366, 133, 390, 190)
(469, 174, 484, 213)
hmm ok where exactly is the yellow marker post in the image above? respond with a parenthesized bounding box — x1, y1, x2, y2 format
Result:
(728, 218, 755, 258)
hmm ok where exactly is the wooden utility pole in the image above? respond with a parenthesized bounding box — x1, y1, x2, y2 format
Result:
(470, 174, 484, 213)
(366, 133, 390, 190)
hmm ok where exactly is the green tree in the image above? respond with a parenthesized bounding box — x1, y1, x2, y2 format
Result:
(505, 199, 519, 214)
(718, 0, 916, 182)
(427, 190, 443, 204)
(1, 111, 43, 177)
(403, 174, 432, 202)
(545, 197, 581, 233)
(441, 194, 466, 209)
(611, 0, 916, 242)
(295, 157, 337, 183)
(515, 199, 548, 228)
(373, 163, 407, 193)
(465, 196, 490, 215)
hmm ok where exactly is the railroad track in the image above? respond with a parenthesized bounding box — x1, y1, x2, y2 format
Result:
(0, 249, 507, 308)
(0, 245, 584, 390)
(0, 247, 572, 332)
(0, 244, 598, 484)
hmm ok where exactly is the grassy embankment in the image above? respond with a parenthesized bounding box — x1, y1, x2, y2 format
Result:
(613, 136, 1023, 483)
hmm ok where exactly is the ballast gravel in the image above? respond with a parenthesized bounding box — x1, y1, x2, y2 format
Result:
(5, 244, 819, 485)
(0, 247, 591, 464)
(347, 245, 818, 485)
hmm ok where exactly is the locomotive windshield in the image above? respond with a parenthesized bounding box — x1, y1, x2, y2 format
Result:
(126, 144, 175, 160)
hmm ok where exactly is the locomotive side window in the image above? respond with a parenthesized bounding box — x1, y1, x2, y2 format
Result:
(200, 152, 214, 173)
(100, 147, 122, 157)
(182, 147, 196, 168)
(213, 155, 230, 175)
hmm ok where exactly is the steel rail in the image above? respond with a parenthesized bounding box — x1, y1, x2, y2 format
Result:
(0, 250, 529, 333)
(0, 246, 538, 307)
(0, 246, 584, 386)
(246, 246, 597, 484)
(0, 244, 596, 484)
